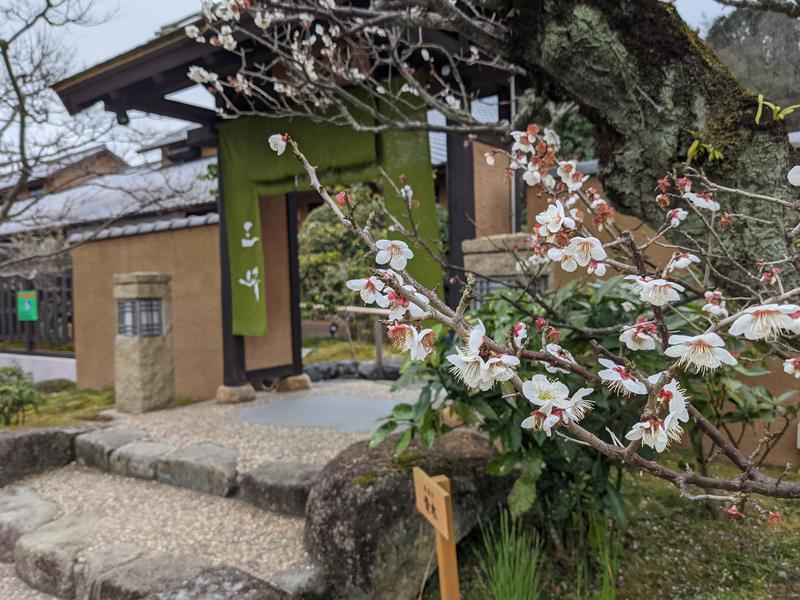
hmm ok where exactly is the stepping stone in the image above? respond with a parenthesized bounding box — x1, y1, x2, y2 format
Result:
(239, 462, 322, 517)
(14, 511, 102, 598)
(156, 443, 238, 497)
(76, 429, 149, 471)
(141, 565, 289, 599)
(0, 487, 60, 561)
(109, 442, 174, 480)
(92, 552, 209, 599)
(74, 544, 145, 600)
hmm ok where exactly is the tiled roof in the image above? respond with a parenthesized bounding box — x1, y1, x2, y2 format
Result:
(0, 156, 216, 237)
(67, 212, 219, 244)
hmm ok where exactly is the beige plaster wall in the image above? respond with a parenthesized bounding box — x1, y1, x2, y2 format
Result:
(71, 225, 223, 400)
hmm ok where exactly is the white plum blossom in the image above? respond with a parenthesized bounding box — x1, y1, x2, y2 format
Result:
(346, 276, 388, 308)
(187, 65, 221, 91)
(512, 322, 527, 348)
(667, 252, 700, 273)
(702, 290, 728, 318)
(510, 131, 533, 154)
(598, 358, 647, 395)
(557, 161, 588, 192)
(683, 192, 720, 211)
(268, 133, 287, 155)
(667, 208, 688, 227)
(624, 275, 651, 296)
(548, 236, 606, 273)
(543, 128, 560, 149)
(728, 304, 800, 341)
(386, 286, 428, 321)
(386, 323, 435, 361)
(523, 165, 542, 187)
(536, 200, 575, 233)
(648, 374, 691, 423)
(521, 375, 594, 436)
(484, 152, 496, 166)
(447, 321, 519, 391)
(637, 278, 684, 307)
(625, 414, 682, 453)
(542, 343, 576, 374)
(788, 166, 800, 187)
(784, 357, 800, 379)
(588, 260, 607, 276)
(665, 332, 737, 372)
(619, 318, 658, 351)
(185, 25, 201, 39)
(375, 239, 414, 270)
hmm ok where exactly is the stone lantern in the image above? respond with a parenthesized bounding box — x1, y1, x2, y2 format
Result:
(113, 272, 175, 413)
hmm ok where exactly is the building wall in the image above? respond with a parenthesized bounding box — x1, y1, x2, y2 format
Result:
(473, 140, 511, 236)
(71, 225, 224, 400)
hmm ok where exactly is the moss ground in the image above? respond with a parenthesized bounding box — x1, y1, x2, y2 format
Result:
(425, 452, 800, 599)
(302, 336, 401, 364)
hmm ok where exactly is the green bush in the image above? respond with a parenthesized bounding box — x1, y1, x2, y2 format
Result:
(0, 365, 42, 426)
(476, 511, 544, 600)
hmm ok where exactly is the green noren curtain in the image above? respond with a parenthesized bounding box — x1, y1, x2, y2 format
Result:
(219, 113, 442, 337)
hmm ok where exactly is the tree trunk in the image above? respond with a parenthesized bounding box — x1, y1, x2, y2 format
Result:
(511, 0, 798, 289)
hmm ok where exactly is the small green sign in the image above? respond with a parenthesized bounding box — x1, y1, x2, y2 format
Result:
(17, 290, 38, 322)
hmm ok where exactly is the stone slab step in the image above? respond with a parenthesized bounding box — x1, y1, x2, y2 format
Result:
(0, 426, 89, 487)
(14, 512, 103, 598)
(75, 429, 149, 471)
(239, 462, 322, 517)
(156, 442, 238, 497)
(109, 442, 174, 480)
(0, 487, 60, 562)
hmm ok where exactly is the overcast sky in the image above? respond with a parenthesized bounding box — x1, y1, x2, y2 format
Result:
(59, 0, 732, 144)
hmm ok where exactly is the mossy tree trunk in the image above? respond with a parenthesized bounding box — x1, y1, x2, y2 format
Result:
(511, 0, 798, 289)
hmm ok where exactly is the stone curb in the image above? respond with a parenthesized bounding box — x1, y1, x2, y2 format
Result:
(0, 426, 93, 488)
(303, 358, 402, 383)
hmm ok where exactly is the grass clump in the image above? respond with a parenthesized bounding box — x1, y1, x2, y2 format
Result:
(476, 511, 544, 600)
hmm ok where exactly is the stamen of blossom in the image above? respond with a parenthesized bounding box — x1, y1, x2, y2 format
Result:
(598, 358, 647, 396)
(386, 322, 435, 360)
(446, 320, 519, 391)
(375, 239, 414, 270)
(665, 332, 737, 372)
(619, 318, 657, 351)
(728, 304, 800, 341)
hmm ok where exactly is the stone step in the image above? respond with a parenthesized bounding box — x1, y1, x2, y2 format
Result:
(74, 428, 321, 516)
(239, 462, 322, 517)
(14, 511, 103, 598)
(0, 487, 60, 562)
(0, 486, 318, 599)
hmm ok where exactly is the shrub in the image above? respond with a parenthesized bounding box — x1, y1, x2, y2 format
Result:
(0, 365, 42, 426)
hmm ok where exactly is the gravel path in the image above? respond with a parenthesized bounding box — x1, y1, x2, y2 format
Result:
(18, 465, 307, 584)
(116, 379, 419, 472)
(0, 562, 55, 600)
(0, 380, 420, 597)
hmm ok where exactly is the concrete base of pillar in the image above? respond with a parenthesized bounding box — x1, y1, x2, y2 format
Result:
(215, 383, 256, 404)
(276, 374, 312, 392)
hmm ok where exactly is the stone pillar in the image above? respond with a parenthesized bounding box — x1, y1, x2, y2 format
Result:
(113, 272, 175, 414)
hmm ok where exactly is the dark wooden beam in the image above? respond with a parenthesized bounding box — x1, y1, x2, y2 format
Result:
(445, 129, 475, 308)
(128, 98, 216, 126)
(286, 193, 304, 376)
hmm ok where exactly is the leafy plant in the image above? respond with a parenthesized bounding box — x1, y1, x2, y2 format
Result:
(0, 365, 41, 426)
(475, 511, 544, 600)
(755, 94, 800, 124)
(298, 183, 391, 318)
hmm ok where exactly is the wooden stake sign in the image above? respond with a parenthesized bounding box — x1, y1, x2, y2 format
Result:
(412, 466, 460, 599)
